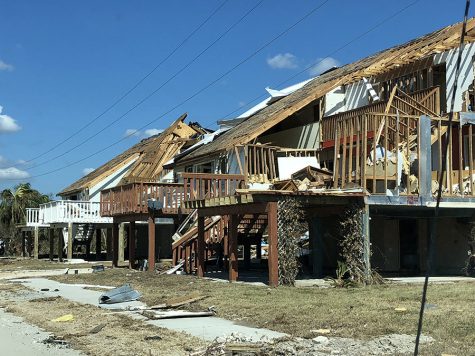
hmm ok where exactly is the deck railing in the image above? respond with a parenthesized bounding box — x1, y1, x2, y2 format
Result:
(40, 200, 112, 224)
(25, 208, 49, 227)
(182, 173, 245, 201)
(100, 182, 186, 216)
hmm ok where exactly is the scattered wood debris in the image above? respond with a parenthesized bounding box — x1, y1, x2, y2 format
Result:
(150, 292, 207, 309)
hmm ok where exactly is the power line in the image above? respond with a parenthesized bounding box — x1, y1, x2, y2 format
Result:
(10, 0, 417, 181)
(213, 0, 420, 126)
(9, 0, 229, 169)
(15, 0, 329, 178)
(24, 0, 263, 171)
(414, 1, 470, 355)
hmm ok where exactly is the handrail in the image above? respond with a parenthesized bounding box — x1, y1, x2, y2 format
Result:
(100, 182, 186, 216)
(39, 200, 111, 224)
(182, 173, 245, 201)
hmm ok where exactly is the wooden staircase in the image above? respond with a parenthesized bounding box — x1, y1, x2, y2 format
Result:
(171, 211, 268, 274)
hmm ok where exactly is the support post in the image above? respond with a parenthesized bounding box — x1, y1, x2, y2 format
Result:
(197, 216, 205, 277)
(112, 223, 119, 267)
(419, 115, 432, 199)
(267, 202, 279, 287)
(49, 229, 54, 261)
(106, 228, 113, 260)
(118, 223, 125, 263)
(33, 226, 39, 259)
(228, 214, 239, 282)
(27, 231, 32, 256)
(67, 223, 73, 261)
(57, 228, 64, 262)
(21, 231, 26, 257)
(148, 216, 156, 272)
(128, 222, 135, 269)
(95, 228, 102, 261)
(362, 204, 371, 280)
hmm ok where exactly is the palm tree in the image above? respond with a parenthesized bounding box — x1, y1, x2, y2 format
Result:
(0, 183, 49, 225)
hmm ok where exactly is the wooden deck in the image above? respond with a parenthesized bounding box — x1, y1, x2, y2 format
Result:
(100, 182, 188, 217)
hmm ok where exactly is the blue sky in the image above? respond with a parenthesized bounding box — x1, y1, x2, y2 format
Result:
(0, 0, 469, 195)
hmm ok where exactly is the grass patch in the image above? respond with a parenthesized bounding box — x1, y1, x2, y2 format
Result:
(50, 269, 475, 354)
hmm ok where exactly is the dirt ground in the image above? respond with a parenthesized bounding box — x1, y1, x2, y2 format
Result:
(1, 258, 474, 355)
(50, 267, 475, 355)
(0, 283, 206, 356)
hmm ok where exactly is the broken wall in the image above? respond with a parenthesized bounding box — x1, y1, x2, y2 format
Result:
(434, 42, 475, 112)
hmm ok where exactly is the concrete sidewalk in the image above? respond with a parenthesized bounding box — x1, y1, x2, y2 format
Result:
(12, 278, 286, 342)
(0, 307, 83, 356)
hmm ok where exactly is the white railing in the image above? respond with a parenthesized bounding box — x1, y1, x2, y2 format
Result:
(25, 208, 49, 227)
(40, 200, 112, 224)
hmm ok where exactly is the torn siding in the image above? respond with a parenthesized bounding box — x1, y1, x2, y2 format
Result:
(227, 149, 245, 175)
(434, 42, 475, 112)
(324, 87, 346, 116)
(258, 121, 320, 149)
(345, 80, 369, 111)
(88, 157, 139, 202)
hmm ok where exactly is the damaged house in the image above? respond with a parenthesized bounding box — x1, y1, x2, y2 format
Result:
(22, 114, 208, 266)
(161, 19, 475, 286)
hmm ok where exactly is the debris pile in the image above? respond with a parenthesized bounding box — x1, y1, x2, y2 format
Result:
(277, 197, 308, 286)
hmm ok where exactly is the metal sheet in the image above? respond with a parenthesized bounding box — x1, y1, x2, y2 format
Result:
(99, 284, 141, 304)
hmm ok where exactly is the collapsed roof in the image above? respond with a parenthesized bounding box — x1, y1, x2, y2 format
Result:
(59, 114, 199, 196)
(180, 19, 475, 164)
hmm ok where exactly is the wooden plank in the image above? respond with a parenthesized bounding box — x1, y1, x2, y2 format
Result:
(197, 216, 205, 277)
(362, 115, 368, 189)
(49, 229, 54, 261)
(374, 85, 397, 147)
(372, 117, 377, 192)
(112, 223, 119, 267)
(228, 214, 239, 282)
(395, 111, 400, 188)
(459, 123, 463, 194)
(129, 221, 135, 269)
(333, 123, 340, 188)
(148, 216, 156, 272)
(348, 119, 354, 183)
(341, 120, 347, 188)
(449, 125, 453, 195)
(384, 114, 388, 192)
(470, 125, 473, 195)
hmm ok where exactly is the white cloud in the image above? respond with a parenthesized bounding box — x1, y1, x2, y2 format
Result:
(143, 128, 163, 137)
(124, 128, 140, 137)
(82, 167, 95, 176)
(0, 106, 21, 133)
(308, 57, 340, 76)
(267, 53, 298, 69)
(124, 128, 163, 139)
(0, 167, 29, 180)
(0, 60, 13, 71)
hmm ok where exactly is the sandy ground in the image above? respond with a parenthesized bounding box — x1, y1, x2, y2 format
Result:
(0, 307, 83, 356)
(0, 282, 205, 355)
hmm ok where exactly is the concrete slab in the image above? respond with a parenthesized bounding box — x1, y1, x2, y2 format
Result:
(148, 316, 286, 342)
(11, 278, 287, 342)
(12, 278, 145, 310)
(0, 307, 84, 355)
(0, 268, 92, 280)
(387, 276, 475, 284)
